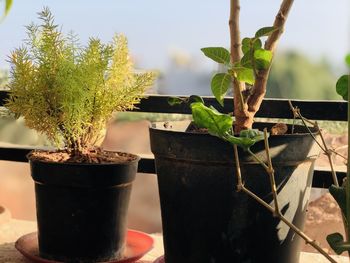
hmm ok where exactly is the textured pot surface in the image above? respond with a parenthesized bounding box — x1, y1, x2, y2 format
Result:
(150, 121, 319, 263)
(29, 153, 139, 263)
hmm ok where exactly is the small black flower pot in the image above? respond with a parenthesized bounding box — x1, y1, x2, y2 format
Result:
(28, 152, 139, 263)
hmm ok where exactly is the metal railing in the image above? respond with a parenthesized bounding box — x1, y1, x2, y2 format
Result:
(0, 90, 347, 188)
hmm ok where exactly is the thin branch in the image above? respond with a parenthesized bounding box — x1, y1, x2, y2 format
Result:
(247, 0, 294, 113)
(317, 124, 340, 187)
(234, 144, 243, 191)
(288, 101, 340, 186)
(263, 128, 280, 216)
(288, 101, 350, 244)
(233, 141, 337, 262)
(240, 185, 338, 263)
(265, 0, 295, 52)
(229, 0, 246, 113)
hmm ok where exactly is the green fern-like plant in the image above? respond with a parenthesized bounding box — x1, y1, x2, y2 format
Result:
(5, 7, 156, 156)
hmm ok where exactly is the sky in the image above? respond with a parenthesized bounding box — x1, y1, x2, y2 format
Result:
(0, 0, 349, 72)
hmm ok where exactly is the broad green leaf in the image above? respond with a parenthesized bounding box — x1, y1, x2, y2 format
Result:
(329, 185, 347, 221)
(345, 54, 350, 67)
(242, 38, 262, 55)
(190, 102, 266, 150)
(189, 95, 204, 104)
(336, 75, 349, 100)
(201, 47, 230, 64)
(225, 134, 254, 149)
(168, 97, 185, 106)
(254, 49, 273, 70)
(234, 67, 255, 85)
(190, 102, 233, 137)
(326, 233, 350, 255)
(252, 39, 262, 51)
(240, 54, 253, 68)
(211, 73, 232, 106)
(242, 38, 251, 54)
(225, 129, 266, 150)
(240, 129, 266, 143)
(255, 26, 278, 38)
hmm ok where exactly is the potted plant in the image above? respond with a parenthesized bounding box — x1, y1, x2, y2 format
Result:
(5, 8, 156, 262)
(149, 1, 320, 262)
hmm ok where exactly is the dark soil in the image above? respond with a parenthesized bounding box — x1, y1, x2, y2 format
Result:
(27, 148, 138, 164)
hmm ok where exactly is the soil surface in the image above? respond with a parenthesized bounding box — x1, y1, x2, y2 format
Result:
(28, 149, 138, 164)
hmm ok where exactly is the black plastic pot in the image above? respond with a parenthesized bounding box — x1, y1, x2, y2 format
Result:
(28, 152, 139, 263)
(150, 122, 319, 263)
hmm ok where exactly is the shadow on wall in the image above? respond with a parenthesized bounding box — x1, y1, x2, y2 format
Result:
(0, 120, 162, 233)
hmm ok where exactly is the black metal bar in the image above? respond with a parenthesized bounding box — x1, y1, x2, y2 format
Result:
(1, 91, 347, 121)
(0, 147, 31, 162)
(0, 91, 347, 189)
(311, 170, 346, 189)
(0, 146, 344, 189)
(135, 95, 347, 121)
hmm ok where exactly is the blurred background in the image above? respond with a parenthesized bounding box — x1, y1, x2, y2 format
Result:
(0, 0, 350, 253)
(1, 0, 349, 98)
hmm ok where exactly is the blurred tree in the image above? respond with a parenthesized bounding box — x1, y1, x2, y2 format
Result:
(266, 51, 338, 100)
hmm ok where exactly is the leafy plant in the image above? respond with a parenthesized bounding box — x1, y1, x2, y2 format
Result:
(193, 0, 294, 134)
(5, 7, 156, 157)
(327, 54, 350, 255)
(175, 1, 293, 151)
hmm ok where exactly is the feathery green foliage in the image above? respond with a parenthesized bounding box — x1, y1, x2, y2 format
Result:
(5, 7, 156, 154)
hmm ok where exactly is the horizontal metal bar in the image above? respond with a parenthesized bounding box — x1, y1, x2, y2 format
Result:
(134, 95, 347, 121)
(0, 146, 344, 189)
(1, 91, 347, 121)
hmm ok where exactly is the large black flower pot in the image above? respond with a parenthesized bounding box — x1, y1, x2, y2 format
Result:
(28, 152, 139, 263)
(149, 122, 319, 263)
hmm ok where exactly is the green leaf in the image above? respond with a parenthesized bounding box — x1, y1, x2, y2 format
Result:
(242, 38, 251, 54)
(326, 233, 350, 255)
(201, 47, 230, 64)
(240, 54, 253, 68)
(211, 73, 232, 106)
(255, 26, 278, 38)
(254, 49, 273, 70)
(240, 129, 266, 143)
(190, 102, 233, 137)
(242, 38, 262, 55)
(329, 185, 347, 221)
(190, 102, 265, 150)
(234, 67, 255, 85)
(189, 95, 204, 104)
(345, 54, 350, 67)
(0, 0, 12, 21)
(225, 129, 265, 150)
(168, 97, 185, 106)
(252, 39, 262, 51)
(335, 75, 349, 100)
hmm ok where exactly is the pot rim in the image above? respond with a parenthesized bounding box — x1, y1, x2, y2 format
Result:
(149, 121, 319, 138)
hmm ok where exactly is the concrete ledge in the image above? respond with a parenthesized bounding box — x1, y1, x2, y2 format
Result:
(0, 217, 348, 263)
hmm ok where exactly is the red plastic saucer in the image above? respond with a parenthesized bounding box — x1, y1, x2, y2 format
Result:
(153, 255, 164, 263)
(15, 230, 154, 263)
